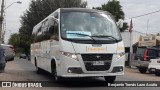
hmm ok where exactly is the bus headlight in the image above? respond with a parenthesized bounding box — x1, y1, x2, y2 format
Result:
(116, 52, 125, 60)
(61, 52, 78, 60)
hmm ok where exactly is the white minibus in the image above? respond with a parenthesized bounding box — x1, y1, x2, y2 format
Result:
(31, 8, 125, 82)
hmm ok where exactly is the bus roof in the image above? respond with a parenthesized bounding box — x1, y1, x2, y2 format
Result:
(59, 8, 110, 13)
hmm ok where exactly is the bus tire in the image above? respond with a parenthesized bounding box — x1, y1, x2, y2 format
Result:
(51, 60, 62, 82)
(155, 69, 160, 76)
(104, 76, 116, 83)
(35, 59, 41, 74)
(138, 67, 147, 74)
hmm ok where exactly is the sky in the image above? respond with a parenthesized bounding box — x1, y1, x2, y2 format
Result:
(2, 0, 160, 43)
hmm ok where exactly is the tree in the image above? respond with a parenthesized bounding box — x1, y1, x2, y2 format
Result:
(93, 0, 128, 31)
(8, 33, 20, 46)
(8, 33, 24, 53)
(18, 0, 87, 55)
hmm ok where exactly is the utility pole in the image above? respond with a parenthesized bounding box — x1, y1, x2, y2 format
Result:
(146, 19, 149, 35)
(0, 0, 4, 44)
(0, 0, 21, 44)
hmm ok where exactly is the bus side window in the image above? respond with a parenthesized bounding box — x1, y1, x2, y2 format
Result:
(49, 26, 54, 34)
(50, 21, 59, 41)
(54, 22, 58, 35)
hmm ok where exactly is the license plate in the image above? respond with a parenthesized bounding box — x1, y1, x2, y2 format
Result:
(92, 61, 104, 65)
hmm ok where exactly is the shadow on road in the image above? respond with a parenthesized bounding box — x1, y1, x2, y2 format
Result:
(38, 69, 109, 87)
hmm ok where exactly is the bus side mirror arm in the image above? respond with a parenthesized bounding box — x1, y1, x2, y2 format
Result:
(117, 19, 123, 28)
(49, 16, 59, 23)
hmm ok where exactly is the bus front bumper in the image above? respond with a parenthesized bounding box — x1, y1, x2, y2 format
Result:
(60, 72, 124, 77)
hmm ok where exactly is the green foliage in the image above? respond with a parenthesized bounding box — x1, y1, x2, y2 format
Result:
(8, 33, 20, 46)
(8, 33, 24, 53)
(17, 0, 87, 55)
(93, 0, 128, 31)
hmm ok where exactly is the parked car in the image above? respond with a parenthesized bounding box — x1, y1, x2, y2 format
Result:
(148, 58, 160, 76)
(19, 54, 27, 59)
(1, 44, 15, 61)
(131, 47, 160, 73)
(0, 46, 5, 72)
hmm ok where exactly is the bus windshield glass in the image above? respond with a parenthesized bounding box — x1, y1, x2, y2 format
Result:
(60, 12, 122, 42)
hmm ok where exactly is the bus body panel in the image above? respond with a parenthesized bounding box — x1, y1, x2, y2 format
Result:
(71, 42, 117, 54)
(31, 8, 125, 78)
(55, 39, 125, 77)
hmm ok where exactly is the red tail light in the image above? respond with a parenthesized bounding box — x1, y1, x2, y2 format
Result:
(144, 49, 148, 61)
(157, 60, 160, 63)
(10, 46, 16, 52)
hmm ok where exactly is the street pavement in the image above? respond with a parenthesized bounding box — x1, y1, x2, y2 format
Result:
(0, 58, 160, 90)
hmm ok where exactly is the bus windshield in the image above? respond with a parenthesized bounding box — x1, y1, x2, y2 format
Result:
(60, 12, 122, 43)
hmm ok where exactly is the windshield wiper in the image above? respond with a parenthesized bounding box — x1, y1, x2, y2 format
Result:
(67, 33, 97, 43)
(92, 35, 118, 42)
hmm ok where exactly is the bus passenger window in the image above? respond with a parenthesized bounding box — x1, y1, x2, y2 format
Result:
(54, 22, 58, 34)
(49, 26, 54, 34)
(50, 22, 59, 41)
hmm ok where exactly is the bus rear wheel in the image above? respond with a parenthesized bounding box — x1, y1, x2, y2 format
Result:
(36, 67, 42, 74)
(35, 60, 42, 74)
(104, 76, 116, 83)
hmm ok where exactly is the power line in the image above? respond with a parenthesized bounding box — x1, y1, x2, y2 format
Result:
(132, 30, 148, 34)
(125, 10, 160, 20)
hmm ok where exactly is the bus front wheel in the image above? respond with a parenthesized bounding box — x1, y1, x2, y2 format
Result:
(51, 61, 62, 81)
(51, 67, 63, 81)
(104, 76, 116, 83)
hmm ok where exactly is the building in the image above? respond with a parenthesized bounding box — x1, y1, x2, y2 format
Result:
(121, 31, 147, 66)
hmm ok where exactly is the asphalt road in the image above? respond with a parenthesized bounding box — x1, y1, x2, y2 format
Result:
(0, 58, 160, 90)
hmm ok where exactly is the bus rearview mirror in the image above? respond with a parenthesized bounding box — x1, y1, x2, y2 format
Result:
(117, 19, 123, 28)
(49, 16, 59, 22)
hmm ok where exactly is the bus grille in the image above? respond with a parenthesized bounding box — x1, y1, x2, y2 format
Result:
(81, 54, 113, 71)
